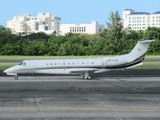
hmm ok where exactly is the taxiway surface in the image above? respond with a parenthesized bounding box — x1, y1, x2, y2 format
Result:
(0, 76, 160, 120)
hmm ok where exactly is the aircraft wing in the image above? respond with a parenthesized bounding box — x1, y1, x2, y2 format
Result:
(68, 68, 99, 73)
(34, 68, 100, 75)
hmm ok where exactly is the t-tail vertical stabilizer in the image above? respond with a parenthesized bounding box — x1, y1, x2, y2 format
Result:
(127, 40, 154, 62)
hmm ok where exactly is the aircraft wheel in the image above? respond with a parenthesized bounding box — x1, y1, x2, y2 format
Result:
(15, 76, 18, 80)
(88, 76, 92, 80)
(84, 76, 92, 80)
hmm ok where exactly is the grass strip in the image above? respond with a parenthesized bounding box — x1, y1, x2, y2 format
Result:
(1, 55, 160, 59)
(133, 62, 160, 69)
(0, 62, 19, 70)
(0, 55, 103, 59)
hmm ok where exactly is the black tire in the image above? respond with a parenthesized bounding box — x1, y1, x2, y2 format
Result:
(88, 76, 92, 80)
(15, 76, 18, 80)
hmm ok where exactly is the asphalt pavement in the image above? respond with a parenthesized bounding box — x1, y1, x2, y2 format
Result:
(0, 76, 160, 119)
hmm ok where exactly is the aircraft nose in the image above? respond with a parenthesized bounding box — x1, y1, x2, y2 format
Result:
(3, 68, 14, 73)
(3, 69, 9, 73)
(3, 67, 18, 76)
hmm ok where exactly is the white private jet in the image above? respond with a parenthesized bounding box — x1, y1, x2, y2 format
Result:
(3, 40, 154, 80)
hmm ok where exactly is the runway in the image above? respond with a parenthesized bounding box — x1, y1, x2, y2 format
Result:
(0, 76, 160, 120)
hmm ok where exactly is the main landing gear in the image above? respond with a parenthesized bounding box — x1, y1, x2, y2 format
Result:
(83, 71, 92, 80)
(84, 75, 92, 80)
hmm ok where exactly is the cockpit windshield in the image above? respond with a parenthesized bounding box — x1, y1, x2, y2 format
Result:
(18, 62, 22, 65)
(18, 62, 26, 66)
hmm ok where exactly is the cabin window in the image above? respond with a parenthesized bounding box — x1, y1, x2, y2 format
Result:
(22, 62, 26, 66)
(72, 63, 74, 65)
(92, 62, 94, 64)
(68, 63, 70, 65)
(54, 63, 57, 65)
(63, 63, 65, 65)
(51, 63, 52, 65)
(82, 62, 84, 64)
(47, 63, 49, 65)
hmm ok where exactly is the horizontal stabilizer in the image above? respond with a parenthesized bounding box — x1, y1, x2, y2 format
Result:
(126, 62, 143, 69)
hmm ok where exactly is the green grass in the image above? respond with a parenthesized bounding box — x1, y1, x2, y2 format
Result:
(145, 55, 160, 58)
(0, 55, 104, 59)
(0, 62, 19, 70)
(133, 62, 160, 69)
(1, 55, 160, 59)
(1, 61, 160, 70)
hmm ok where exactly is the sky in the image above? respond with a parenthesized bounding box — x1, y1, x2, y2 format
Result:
(0, 0, 159, 27)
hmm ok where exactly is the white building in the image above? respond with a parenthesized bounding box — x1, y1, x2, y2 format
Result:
(7, 14, 29, 33)
(60, 21, 105, 35)
(7, 13, 61, 35)
(52, 16, 61, 31)
(123, 9, 160, 31)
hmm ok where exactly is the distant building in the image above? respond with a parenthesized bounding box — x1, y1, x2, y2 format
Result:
(7, 13, 61, 35)
(123, 9, 160, 31)
(52, 16, 61, 31)
(59, 21, 105, 35)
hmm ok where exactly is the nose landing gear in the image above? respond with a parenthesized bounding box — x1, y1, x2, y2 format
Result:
(15, 76, 18, 80)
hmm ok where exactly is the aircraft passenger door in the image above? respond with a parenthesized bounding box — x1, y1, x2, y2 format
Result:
(29, 60, 35, 74)
(102, 58, 107, 67)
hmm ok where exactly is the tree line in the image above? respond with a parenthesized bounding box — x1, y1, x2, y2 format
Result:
(0, 11, 160, 56)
